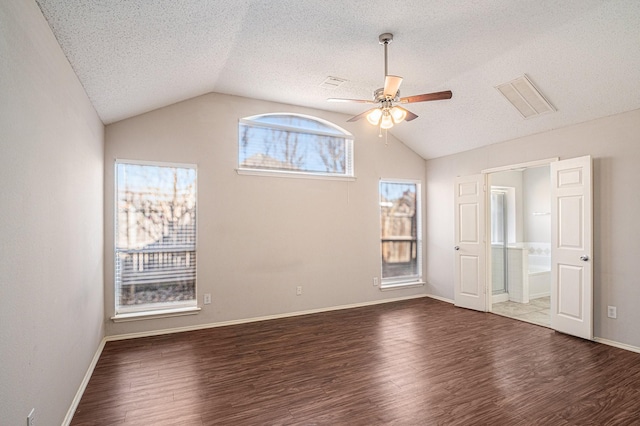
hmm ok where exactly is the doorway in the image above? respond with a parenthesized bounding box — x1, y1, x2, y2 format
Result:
(453, 155, 594, 340)
(488, 166, 551, 327)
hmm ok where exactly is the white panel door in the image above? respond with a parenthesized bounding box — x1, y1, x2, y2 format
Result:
(550, 156, 593, 340)
(454, 174, 487, 311)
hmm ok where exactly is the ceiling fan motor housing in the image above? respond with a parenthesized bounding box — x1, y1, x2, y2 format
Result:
(373, 87, 400, 103)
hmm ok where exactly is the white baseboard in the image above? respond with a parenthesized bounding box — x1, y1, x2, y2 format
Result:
(62, 338, 106, 426)
(594, 337, 640, 354)
(425, 293, 454, 304)
(509, 295, 529, 304)
(529, 291, 550, 300)
(492, 293, 510, 303)
(106, 294, 429, 342)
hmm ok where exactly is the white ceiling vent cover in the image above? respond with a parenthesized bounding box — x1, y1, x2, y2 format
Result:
(320, 76, 347, 89)
(496, 75, 556, 119)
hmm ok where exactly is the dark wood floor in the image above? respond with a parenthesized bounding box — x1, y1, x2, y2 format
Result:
(71, 298, 640, 425)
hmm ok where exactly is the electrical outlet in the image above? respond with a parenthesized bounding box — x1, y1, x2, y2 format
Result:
(607, 306, 617, 319)
(203, 293, 211, 305)
(296, 286, 302, 296)
(27, 408, 35, 426)
(373, 277, 379, 286)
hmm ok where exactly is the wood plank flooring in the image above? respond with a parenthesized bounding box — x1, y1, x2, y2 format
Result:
(71, 298, 640, 425)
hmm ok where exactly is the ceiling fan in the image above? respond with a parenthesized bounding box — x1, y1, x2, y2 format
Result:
(328, 33, 452, 130)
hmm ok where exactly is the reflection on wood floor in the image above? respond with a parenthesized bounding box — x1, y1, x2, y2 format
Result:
(71, 297, 640, 425)
(492, 296, 550, 327)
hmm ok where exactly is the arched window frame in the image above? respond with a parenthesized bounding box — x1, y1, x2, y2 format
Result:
(237, 113, 355, 180)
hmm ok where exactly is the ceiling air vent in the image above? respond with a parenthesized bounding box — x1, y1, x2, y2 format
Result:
(495, 75, 555, 119)
(320, 76, 347, 89)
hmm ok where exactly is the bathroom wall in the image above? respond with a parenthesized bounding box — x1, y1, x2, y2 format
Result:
(490, 166, 551, 303)
(523, 166, 551, 243)
(506, 247, 528, 303)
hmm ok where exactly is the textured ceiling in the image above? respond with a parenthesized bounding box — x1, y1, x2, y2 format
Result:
(36, 0, 640, 159)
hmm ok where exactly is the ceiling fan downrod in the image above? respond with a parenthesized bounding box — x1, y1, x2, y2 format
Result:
(379, 33, 393, 78)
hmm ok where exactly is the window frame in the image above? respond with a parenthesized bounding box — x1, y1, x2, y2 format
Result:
(112, 159, 199, 320)
(379, 178, 424, 289)
(237, 113, 355, 181)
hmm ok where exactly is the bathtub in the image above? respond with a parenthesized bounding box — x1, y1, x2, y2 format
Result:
(528, 251, 550, 300)
(491, 243, 551, 303)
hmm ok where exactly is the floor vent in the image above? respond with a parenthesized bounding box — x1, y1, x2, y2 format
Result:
(495, 75, 555, 119)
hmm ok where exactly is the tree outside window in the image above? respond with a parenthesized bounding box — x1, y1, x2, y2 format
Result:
(380, 180, 422, 285)
(115, 161, 197, 314)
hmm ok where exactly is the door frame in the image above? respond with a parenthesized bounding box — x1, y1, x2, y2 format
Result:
(481, 157, 560, 175)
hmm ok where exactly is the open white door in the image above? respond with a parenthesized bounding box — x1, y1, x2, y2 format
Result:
(550, 156, 593, 340)
(454, 174, 487, 311)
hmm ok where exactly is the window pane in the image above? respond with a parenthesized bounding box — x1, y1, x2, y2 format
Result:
(252, 114, 344, 135)
(380, 181, 420, 281)
(238, 114, 353, 176)
(115, 162, 197, 313)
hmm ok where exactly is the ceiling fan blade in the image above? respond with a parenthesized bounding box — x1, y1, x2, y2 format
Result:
(327, 98, 376, 104)
(399, 90, 453, 104)
(394, 106, 419, 122)
(383, 75, 403, 98)
(347, 107, 379, 122)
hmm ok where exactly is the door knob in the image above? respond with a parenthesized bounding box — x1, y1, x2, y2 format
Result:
(454, 246, 460, 251)
(580, 255, 589, 261)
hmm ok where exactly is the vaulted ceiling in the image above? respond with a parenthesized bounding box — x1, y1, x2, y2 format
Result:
(36, 0, 640, 159)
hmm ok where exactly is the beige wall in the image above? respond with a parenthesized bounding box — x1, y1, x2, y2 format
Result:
(104, 93, 427, 336)
(0, 1, 104, 424)
(4, 5, 638, 423)
(425, 108, 640, 348)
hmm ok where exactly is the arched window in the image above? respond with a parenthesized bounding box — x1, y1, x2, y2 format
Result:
(238, 113, 354, 178)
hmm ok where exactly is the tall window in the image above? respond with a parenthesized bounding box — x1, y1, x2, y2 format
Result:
(115, 161, 197, 315)
(238, 113, 354, 178)
(379, 180, 422, 287)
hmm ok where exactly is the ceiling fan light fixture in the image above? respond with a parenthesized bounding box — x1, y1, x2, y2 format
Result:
(380, 113, 394, 130)
(328, 33, 452, 129)
(390, 106, 407, 123)
(366, 108, 383, 125)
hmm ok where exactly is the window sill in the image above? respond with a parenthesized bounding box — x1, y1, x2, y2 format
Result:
(380, 281, 425, 291)
(111, 306, 201, 323)
(236, 168, 356, 182)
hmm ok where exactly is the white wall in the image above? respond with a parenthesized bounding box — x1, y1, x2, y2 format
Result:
(523, 166, 551, 243)
(104, 93, 427, 336)
(425, 108, 640, 348)
(0, 1, 104, 424)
